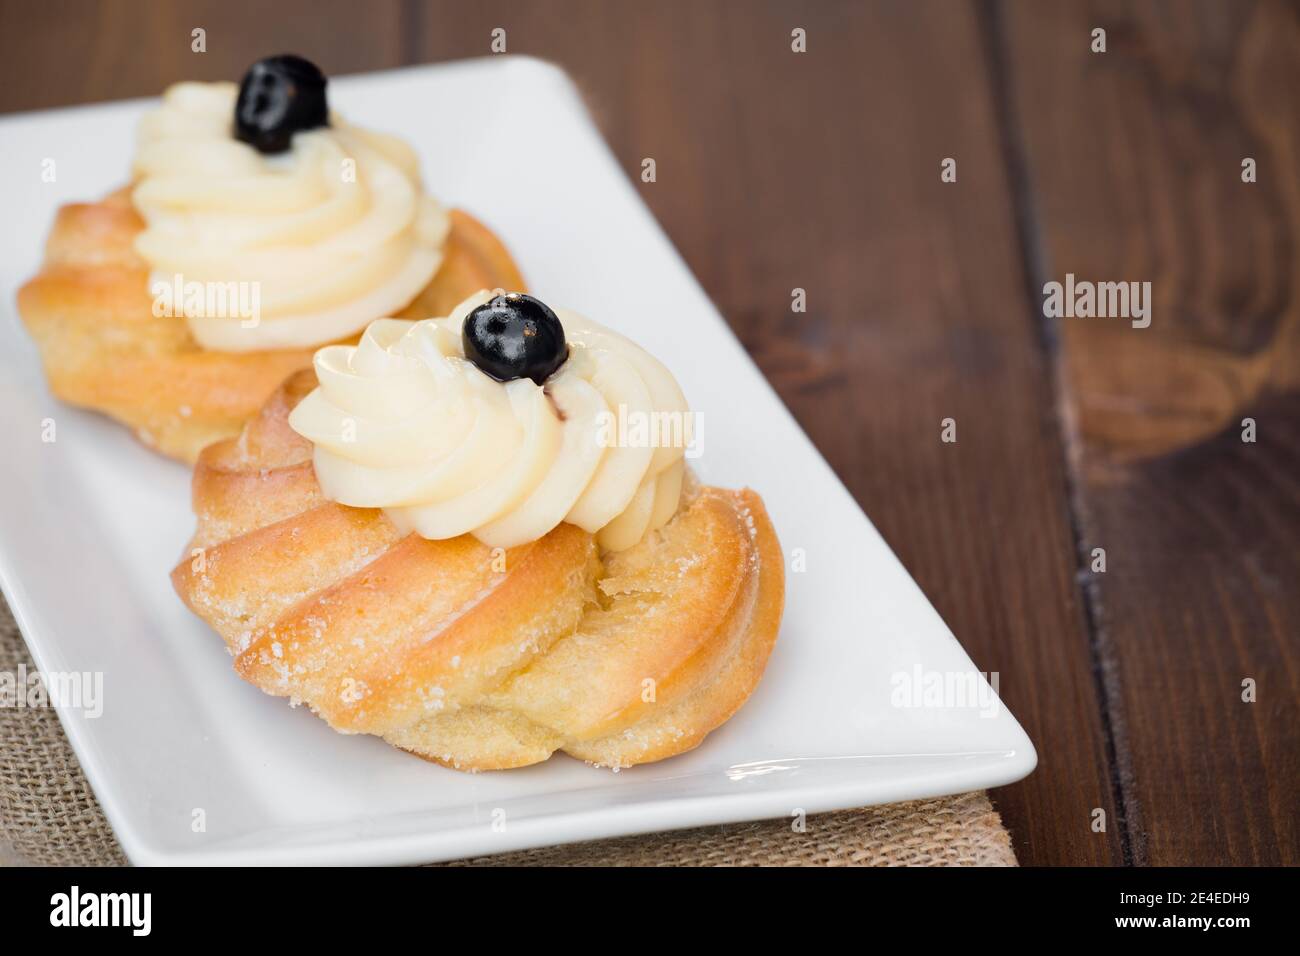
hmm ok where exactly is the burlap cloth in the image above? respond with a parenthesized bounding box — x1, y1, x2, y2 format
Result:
(0, 597, 1016, 866)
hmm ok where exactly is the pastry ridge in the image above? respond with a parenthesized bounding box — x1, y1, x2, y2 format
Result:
(18, 189, 525, 462)
(172, 372, 784, 770)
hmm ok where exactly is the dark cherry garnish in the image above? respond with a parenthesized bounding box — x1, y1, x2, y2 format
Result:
(462, 293, 568, 386)
(234, 55, 328, 154)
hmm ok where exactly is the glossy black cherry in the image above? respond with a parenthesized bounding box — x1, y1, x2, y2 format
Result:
(462, 293, 568, 386)
(234, 55, 329, 154)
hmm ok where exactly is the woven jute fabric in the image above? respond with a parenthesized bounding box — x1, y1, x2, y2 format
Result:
(0, 597, 1016, 867)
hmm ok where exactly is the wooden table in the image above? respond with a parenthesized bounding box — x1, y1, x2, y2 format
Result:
(1, 0, 1295, 866)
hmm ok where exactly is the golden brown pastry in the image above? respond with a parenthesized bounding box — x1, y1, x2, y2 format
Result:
(19, 194, 522, 462)
(171, 293, 784, 771)
(17, 60, 524, 462)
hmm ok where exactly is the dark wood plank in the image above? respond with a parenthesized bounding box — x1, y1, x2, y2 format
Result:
(999, 0, 1300, 864)
(407, 0, 1123, 864)
(0, 0, 1132, 865)
(0, 0, 408, 113)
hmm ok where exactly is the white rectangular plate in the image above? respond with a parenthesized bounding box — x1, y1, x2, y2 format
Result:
(0, 57, 1035, 865)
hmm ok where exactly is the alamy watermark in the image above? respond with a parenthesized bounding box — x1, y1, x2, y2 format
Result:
(0, 664, 103, 718)
(1043, 273, 1151, 329)
(50, 886, 150, 936)
(890, 666, 1001, 718)
(151, 273, 261, 328)
(595, 405, 703, 459)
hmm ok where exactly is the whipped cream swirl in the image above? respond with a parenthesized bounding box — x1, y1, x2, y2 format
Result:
(288, 293, 692, 551)
(131, 82, 449, 352)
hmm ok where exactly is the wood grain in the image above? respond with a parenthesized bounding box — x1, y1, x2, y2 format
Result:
(0, 0, 1124, 866)
(2, 0, 1292, 866)
(999, 0, 1300, 864)
(408, 0, 1123, 865)
(0, 0, 408, 111)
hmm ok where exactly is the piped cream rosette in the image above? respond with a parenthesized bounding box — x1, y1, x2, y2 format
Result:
(287, 292, 692, 551)
(131, 81, 450, 352)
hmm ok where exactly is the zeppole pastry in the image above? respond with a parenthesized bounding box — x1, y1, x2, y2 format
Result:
(172, 291, 784, 770)
(18, 55, 523, 462)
